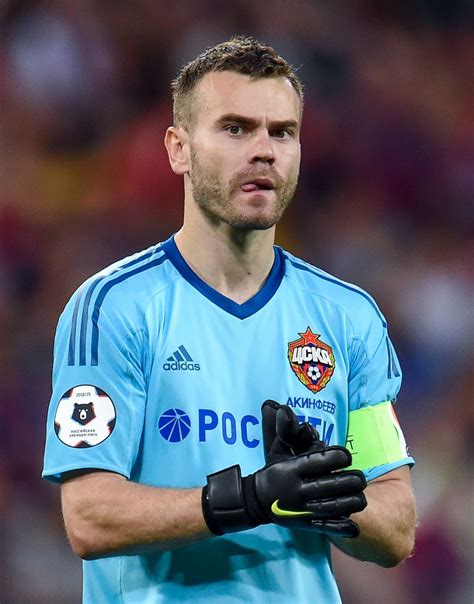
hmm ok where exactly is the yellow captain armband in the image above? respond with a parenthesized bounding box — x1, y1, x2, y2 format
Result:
(345, 401, 409, 472)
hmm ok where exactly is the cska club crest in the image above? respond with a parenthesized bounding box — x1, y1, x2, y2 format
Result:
(288, 327, 335, 393)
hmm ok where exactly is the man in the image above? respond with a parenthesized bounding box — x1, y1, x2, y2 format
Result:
(43, 37, 416, 603)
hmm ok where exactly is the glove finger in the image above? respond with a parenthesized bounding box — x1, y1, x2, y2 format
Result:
(300, 471, 366, 501)
(310, 518, 361, 538)
(275, 406, 326, 457)
(293, 422, 325, 454)
(305, 493, 367, 519)
(297, 446, 352, 478)
(261, 400, 280, 455)
(275, 406, 301, 448)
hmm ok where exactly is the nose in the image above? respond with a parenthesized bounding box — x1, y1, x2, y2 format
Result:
(249, 129, 275, 165)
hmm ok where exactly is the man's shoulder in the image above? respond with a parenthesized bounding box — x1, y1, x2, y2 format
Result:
(62, 242, 176, 317)
(280, 248, 387, 328)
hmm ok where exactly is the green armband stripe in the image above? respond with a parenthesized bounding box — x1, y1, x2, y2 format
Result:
(345, 401, 408, 472)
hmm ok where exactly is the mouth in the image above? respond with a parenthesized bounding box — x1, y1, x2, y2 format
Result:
(240, 178, 275, 193)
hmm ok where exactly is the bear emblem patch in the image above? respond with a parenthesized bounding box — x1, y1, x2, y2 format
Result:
(72, 402, 96, 426)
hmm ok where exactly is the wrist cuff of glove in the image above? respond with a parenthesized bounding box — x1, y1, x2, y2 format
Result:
(202, 465, 260, 535)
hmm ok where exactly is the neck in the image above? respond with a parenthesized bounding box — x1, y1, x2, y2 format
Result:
(174, 211, 276, 305)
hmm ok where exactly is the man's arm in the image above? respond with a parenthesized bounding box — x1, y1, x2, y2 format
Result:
(331, 465, 416, 567)
(61, 471, 211, 560)
(62, 439, 367, 560)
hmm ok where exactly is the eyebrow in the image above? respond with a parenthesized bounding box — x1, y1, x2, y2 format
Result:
(215, 113, 299, 131)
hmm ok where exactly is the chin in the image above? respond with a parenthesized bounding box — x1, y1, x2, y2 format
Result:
(232, 222, 275, 231)
(229, 213, 280, 231)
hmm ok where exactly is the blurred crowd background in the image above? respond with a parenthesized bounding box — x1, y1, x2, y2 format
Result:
(0, 1, 472, 602)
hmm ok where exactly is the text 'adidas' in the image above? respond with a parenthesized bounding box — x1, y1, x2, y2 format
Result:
(163, 345, 201, 371)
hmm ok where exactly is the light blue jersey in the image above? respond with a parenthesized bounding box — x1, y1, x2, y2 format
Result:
(43, 235, 413, 603)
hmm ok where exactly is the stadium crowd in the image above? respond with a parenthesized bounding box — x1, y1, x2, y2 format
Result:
(0, 1, 472, 602)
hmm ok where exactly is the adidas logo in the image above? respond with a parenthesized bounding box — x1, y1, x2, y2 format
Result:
(163, 345, 200, 371)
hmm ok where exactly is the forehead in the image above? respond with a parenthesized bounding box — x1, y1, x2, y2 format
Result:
(193, 71, 301, 125)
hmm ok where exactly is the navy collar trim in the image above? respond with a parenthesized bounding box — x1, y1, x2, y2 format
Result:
(161, 235, 284, 319)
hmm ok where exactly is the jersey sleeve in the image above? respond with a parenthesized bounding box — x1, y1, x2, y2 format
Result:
(42, 286, 148, 483)
(347, 301, 414, 481)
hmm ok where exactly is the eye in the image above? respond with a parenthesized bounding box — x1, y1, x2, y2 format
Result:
(273, 129, 292, 139)
(225, 125, 244, 136)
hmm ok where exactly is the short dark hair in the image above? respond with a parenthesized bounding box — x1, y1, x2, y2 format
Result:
(171, 36, 304, 129)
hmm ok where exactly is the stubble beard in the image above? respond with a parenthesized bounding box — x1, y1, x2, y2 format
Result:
(189, 149, 299, 231)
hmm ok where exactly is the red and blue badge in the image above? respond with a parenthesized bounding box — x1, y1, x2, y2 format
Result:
(288, 327, 335, 393)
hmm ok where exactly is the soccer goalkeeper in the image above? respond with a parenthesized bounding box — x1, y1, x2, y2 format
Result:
(42, 37, 416, 604)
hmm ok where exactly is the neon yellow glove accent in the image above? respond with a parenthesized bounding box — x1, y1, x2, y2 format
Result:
(345, 401, 409, 471)
(271, 500, 313, 517)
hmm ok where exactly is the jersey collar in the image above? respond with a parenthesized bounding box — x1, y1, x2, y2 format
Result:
(161, 235, 285, 319)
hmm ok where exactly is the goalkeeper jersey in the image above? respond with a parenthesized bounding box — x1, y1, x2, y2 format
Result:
(42, 235, 413, 604)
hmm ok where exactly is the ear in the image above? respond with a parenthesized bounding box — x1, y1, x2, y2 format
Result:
(164, 126, 190, 175)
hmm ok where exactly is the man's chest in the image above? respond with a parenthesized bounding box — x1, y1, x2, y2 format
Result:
(141, 293, 352, 472)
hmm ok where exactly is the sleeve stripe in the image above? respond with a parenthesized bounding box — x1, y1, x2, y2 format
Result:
(79, 278, 104, 365)
(67, 247, 166, 366)
(386, 337, 401, 379)
(68, 293, 83, 366)
(89, 254, 168, 366)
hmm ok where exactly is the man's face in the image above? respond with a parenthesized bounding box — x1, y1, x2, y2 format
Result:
(186, 71, 301, 230)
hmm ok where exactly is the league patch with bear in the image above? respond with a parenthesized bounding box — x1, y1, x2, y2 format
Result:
(54, 385, 116, 448)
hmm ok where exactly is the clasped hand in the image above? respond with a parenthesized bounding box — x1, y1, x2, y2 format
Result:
(202, 400, 367, 538)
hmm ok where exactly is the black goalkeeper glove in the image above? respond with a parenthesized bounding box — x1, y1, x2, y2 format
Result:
(202, 401, 367, 538)
(259, 399, 366, 537)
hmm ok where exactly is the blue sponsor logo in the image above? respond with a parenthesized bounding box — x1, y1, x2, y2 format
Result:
(198, 409, 260, 448)
(158, 408, 191, 442)
(158, 407, 334, 447)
